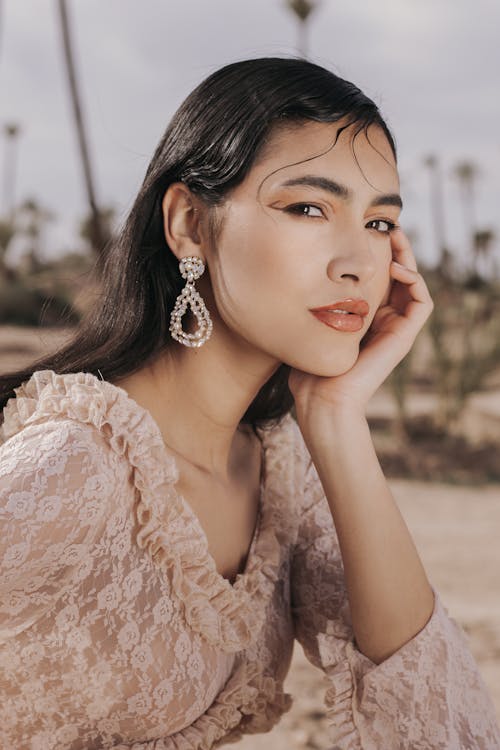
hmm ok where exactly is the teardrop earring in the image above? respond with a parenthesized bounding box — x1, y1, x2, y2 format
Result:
(169, 256, 213, 347)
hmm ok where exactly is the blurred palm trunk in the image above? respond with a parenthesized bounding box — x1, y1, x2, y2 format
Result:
(285, 0, 319, 58)
(424, 155, 447, 269)
(2, 124, 20, 223)
(57, 0, 104, 255)
(454, 161, 479, 276)
(0, 124, 21, 281)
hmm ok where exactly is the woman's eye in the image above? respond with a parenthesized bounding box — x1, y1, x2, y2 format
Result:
(285, 203, 324, 218)
(367, 219, 397, 234)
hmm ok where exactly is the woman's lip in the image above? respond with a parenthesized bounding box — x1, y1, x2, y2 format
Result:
(310, 309, 365, 332)
(310, 298, 370, 316)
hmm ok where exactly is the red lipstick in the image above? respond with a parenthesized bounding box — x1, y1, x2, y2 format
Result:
(309, 298, 369, 332)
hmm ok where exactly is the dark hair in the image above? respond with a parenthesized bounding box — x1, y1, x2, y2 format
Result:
(0, 57, 396, 429)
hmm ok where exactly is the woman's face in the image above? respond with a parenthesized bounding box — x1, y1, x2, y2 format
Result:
(201, 120, 402, 377)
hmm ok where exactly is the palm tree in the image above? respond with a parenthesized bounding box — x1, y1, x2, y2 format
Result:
(18, 197, 55, 271)
(473, 228, 496, 279)
(0, 123, 21, 278)
(79, 205, 115, 254)
(57, 0, 104, 254)
(423, 154, 448, 273)
(285, 0, 320, 58)
(0, 218, 16, 279)
(454, 160, 479, 275)
(473, 228, 495, 255)
(2, 123, 21, 222)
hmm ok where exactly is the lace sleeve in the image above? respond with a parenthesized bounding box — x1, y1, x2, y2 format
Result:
(0, 419, 119, 637)
(290, 449, 500, 749)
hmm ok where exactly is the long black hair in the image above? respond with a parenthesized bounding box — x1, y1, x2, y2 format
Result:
(0, 57, 396, 428)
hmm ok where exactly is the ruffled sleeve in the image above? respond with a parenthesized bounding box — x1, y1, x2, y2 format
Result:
(290, 423, 500, 749)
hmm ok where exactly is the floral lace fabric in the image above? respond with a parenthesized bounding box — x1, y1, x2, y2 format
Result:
(0, 370, 498, 749)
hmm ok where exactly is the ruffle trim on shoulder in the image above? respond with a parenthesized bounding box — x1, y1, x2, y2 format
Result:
(2, 370, 299, 654)
(115, 657, 293, 749)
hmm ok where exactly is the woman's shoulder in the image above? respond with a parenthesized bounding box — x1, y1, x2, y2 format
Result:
(0, 368, 179, 492)
(258, 411, 309, 462)
(0, 369, 162, 472)
(2, 369, 154, 441)
(2, 369, 122, 440)
(0, 371, 129, 495)
(256, 411, 312, 498)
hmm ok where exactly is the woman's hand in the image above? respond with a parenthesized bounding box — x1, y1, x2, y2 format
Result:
(289, 229, 434, 422)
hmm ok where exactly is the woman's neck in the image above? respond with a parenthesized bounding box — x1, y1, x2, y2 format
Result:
(113, 338, 279, 484)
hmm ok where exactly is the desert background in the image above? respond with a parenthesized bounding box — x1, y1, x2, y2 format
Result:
(1, 1, 500, 747)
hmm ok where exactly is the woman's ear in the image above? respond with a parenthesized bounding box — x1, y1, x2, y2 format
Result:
(161, 183, 204, 260)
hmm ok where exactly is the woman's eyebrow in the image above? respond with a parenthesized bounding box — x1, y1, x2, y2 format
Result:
(280, 175, 403, 209)
(370, 193, 403, 209)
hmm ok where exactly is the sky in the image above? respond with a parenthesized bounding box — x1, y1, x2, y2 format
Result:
(1, 0, 499, 270)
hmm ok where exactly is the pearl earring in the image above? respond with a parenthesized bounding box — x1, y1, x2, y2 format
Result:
(169, 256, 213, 347)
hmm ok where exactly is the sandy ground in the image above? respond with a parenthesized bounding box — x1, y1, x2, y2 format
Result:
(1, 327, 499, 747)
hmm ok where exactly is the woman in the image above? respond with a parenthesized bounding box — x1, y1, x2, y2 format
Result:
(0, 58, 498, 749)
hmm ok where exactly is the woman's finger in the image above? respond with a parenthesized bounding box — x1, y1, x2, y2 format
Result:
(390, 228, 418, 272)
(390, 261, 434, 325)
(390, 262, 433, 301)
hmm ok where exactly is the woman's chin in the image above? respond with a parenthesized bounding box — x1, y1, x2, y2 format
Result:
(291, 348, 359, 378)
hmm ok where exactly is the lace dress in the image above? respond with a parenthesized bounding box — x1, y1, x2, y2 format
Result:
(0, 370, 498, 750)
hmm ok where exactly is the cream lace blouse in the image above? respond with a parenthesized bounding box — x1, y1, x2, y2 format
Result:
(0, 370, 498, 750)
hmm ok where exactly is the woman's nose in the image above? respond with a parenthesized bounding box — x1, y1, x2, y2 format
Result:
(326, 234, 378, 284)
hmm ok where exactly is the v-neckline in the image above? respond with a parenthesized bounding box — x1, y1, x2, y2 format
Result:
(167, 434, 267, 588)
(107, 377, 268, 590)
